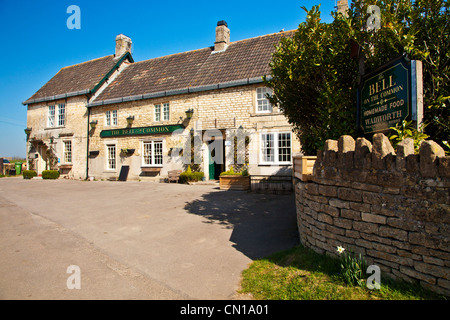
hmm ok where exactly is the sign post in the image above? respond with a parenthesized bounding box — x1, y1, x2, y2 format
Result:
(358, 55, 423, 136)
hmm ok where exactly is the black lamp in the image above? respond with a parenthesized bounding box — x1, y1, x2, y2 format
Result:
(89, 120, 98, 129)
(185, 109, 194, 119)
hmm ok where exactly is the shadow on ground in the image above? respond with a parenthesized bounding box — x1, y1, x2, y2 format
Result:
(184, 189, 299, 260)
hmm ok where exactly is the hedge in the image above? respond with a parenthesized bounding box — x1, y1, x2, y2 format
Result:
(42, 170, 60, 180)
(179, 171, 204, 184)
(23, 170, 37, 179)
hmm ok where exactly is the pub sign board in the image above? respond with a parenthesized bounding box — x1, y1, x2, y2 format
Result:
(359, 56, 414, 135)
(100, 124, 185, 138)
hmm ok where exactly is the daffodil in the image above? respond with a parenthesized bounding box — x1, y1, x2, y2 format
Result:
(337, 246, 345, 255)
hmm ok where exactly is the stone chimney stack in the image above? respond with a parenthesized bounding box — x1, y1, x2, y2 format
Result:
(214, 21, 230, 52)
(337, 0, 349, 16)
(115, 34, 132, 58)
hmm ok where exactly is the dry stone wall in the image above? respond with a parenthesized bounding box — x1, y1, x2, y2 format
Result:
(294, 133, 450, 296)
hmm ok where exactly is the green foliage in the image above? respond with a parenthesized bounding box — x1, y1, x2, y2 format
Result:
(179, 166, 204, 184)
(337, 246, 368, 287)
(220, 165, 249, 176)
(42, 170, 60, 180)
(22, 170, 37, 179)
(266, 0, 449, 155)
(389, 120, 429, 152)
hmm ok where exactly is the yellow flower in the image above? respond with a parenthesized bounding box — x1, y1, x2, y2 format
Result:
(337, 246, 345, 255)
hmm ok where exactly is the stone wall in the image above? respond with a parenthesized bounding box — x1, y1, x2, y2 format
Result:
(294, 133, 450, 296)
(88, 84, 301, 180)
(26, 96, 89, 179)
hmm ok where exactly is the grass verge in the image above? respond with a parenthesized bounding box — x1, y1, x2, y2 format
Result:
(240, 245, 446, 300)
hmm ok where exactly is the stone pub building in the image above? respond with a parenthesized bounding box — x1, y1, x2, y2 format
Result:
(23, 22, 301, 182)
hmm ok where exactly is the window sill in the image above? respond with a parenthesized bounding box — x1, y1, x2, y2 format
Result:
(258, 163, 292, 167)
(45, 126, 65, 130)
(250, 112, 282, 117)
(141, 167, 162, 172)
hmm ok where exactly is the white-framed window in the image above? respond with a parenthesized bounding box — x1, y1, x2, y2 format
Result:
(163, 103, 170, 121)
(47, 104, 66, 128)
(63, 141, 72, 163)
(256, 87, 273, 113)
(155, 103, 170, 122)
(155, 104, 161, 122)
(106, 110, 118, 126)
(58, 104, 66, 126)
(48, 105, 55, 127)
(106, 144, 116, 170)
(142, 140, 163, 167)
(260, 132, 292, 164)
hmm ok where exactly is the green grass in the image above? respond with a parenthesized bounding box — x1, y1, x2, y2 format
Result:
(240, 245, 446, 300)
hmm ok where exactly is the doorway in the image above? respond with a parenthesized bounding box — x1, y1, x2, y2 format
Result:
(207, 135, 225, 180)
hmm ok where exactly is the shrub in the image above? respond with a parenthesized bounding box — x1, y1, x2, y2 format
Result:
(179, 167, 204, 184)
(220, 166, 249, 176)
(22, 170, 37, 179)
(42, 170, 60, 180)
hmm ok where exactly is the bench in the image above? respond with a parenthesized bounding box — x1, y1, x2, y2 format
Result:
(167, 170, 182, 183)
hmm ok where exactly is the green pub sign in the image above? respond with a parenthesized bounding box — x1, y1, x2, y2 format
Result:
(100, 124, 185, 138)
(359, 56, 411, 134)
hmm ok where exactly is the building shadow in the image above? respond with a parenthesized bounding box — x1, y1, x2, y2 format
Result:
(184, 190, 299, 260)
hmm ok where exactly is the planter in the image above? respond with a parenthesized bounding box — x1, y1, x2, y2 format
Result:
(219, 175, 250, 191)
(121, 149, 135, 156)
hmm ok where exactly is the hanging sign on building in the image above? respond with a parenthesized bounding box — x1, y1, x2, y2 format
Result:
(100, 124, 185, 138)
(358, 55, 423, 135)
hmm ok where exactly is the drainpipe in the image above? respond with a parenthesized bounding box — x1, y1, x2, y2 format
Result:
(85, 98, 90, 180)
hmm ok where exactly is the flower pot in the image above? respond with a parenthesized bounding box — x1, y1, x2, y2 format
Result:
(219, 175, 250, 191)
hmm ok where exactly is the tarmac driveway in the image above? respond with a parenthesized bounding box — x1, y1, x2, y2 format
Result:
(0, 178, 298, 300)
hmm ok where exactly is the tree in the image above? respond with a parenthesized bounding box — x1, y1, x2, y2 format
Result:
(266, 0, 449, 155)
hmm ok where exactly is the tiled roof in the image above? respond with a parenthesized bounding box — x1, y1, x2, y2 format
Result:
(95, 31, 294, 102)
(23, 55, 124, 104)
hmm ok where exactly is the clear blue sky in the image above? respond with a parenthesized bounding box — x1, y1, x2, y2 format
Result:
(0, 0, 337, 158)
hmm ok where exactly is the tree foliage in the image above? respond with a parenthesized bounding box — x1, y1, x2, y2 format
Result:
(265, 0, 449, 155)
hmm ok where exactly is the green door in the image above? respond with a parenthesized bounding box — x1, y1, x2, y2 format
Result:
(208, 145, 215, 180)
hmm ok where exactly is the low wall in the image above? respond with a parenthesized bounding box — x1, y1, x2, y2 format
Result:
(294, 133, 450, 296)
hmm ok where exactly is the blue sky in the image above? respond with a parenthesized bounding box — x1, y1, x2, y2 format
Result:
(0, 0, 337, 158)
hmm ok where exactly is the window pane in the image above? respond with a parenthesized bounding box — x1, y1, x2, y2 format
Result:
(256, 88, 272, 112)
(64, 141, 72, 163)
(143, 142, 152, 165)
(58, 104, 65, 126)
(163, 103, 170, 121)
(261, 133, 274, 162)
(154, 142, 163, 165)
(278, 133, 291, 163)
(155, 105, 161, 122)
(48, 105, 55, 127)
(106, 111, 111, 126)
(112, 110, 118, 126)
(107, 145, 116, 170)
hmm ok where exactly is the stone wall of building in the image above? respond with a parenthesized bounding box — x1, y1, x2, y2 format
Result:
(294, 133, 450, 296)
(26, 96, 88, 179)
(88, 84, 301, 180)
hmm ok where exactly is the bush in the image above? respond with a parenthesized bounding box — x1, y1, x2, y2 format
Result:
(220, 166, 249, 176)
(42, 170, 60, 180)
(179, 167, 204, 184)
(22, 170, 37, 179)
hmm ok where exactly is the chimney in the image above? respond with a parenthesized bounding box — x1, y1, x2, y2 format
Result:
(214, 21, 230, 52)
(337, 0, 349, 16)
(115, 34, 132, 58)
